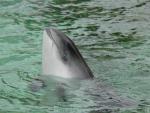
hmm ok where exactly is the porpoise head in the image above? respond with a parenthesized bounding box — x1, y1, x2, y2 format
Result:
(42, 28, 94, 79)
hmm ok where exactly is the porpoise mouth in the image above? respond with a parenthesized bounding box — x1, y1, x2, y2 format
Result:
(44, 28, 65, 59)
(45, 28, 57, 46)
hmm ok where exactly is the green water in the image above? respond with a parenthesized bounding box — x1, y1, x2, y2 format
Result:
(0, 0, 150, 113)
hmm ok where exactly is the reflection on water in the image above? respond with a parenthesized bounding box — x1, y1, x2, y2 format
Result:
(0, 0, 150, 113)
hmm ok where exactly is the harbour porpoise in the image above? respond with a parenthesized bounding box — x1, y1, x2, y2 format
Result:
(29, 28, 136, 111)
(42, 28, 94, 79)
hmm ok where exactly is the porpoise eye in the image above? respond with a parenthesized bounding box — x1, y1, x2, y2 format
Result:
(62, 41, 71, 62)
(62, 46, 68, 62)
(62, 54, 67, 61)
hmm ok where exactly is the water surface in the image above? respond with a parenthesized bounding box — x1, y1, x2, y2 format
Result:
(0, 0, 150, 113)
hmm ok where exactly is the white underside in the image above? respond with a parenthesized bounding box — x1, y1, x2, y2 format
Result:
(42, 30, 72, 78)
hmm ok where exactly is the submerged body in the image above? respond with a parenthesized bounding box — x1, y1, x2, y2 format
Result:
(42, 28, 94, 79)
